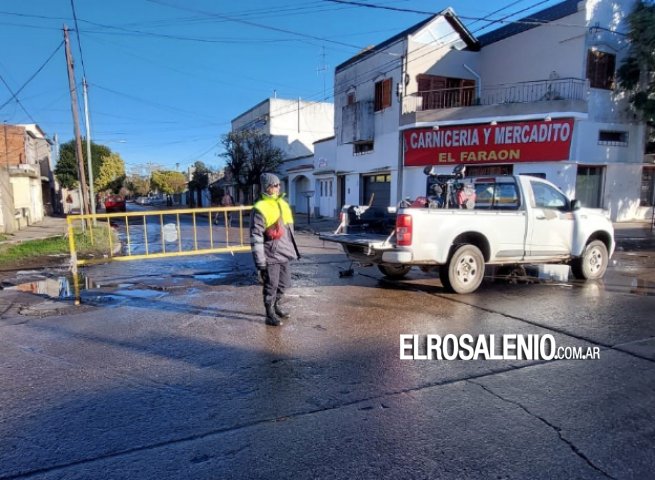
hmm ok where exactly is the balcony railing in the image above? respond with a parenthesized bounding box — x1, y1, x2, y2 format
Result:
(403, 77, 587, 114)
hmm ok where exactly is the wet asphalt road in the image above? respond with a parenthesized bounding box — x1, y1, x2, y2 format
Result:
(0, 227, 654, 479)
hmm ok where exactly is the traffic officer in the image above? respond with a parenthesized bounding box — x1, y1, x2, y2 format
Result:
(250, 173, 300, 326)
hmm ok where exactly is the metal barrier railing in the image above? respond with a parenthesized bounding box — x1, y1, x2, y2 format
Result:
(66, 205, 253, 304)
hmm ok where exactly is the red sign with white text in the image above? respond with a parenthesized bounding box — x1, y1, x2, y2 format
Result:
(403, 119, 574, 167)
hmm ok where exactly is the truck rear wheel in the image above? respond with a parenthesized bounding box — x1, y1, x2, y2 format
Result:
(440, 244, 485, 294)
(378, 264, 411, 279)
(570, 240, 608, 280)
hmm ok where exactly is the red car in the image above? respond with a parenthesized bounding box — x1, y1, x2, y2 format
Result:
(104, 195, 126, 213)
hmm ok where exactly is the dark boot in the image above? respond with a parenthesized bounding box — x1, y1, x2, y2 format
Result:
(274, 300, 290, 319)
(265, 304, 282, 326)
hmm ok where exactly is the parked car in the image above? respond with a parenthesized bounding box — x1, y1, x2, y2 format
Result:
(104, 195, 127, 213)
(135, 196, 151, 206)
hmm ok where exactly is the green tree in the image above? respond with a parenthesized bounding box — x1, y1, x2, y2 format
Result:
(188, 161, 211, 207)
(221, 130, 283, 203)
(151, 170, 187, 195)
(125, 175, 150, 197)
(617, 0, 655, 150)
(95, 152, 126, 193)
(54, 139, 112, 189)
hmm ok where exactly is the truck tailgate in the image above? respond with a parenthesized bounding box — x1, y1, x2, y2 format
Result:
(319, 232, 391, 248)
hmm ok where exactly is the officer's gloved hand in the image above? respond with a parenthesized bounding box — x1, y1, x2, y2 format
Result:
(256, 265, 267, 284)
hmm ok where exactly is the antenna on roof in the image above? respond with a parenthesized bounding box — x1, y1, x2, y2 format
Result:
(316, 46, 329, 100)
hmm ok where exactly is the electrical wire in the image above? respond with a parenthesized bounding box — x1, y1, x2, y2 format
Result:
(0, 41, 64, 111)
(145, 0, 365, 50)
(0, 72, 38, 124)
(70, 0, 88, 79)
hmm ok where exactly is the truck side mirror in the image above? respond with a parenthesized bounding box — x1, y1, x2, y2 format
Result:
(570, 199, 581, 211)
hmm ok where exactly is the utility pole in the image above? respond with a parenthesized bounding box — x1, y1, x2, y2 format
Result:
(82, 79, 96, 217)
(3, 122, 8, 168)
(63, 25, 89, 216)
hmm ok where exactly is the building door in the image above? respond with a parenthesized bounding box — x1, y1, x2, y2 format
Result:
(575, 166, 604, 208)
(363, 174, 391, 208)
(318, 178, 334, 217)
(294, 175, 311, 214)
(338, 175, 346, 211)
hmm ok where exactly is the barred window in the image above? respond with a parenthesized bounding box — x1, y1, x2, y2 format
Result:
(353, 141, 374, 155)
(586, 50, 615, 90)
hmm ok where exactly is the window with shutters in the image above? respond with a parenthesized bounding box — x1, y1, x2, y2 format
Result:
(374, 78, 392, 111)
(417, 74, 475, 110)
(586, 50, 615, 90)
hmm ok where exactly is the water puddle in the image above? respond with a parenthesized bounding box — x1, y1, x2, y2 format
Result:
(4, 276, 74, 299)
(112, 289, 166, 299)
(3, 272, 166, 302)
(191, 272, 229, 282)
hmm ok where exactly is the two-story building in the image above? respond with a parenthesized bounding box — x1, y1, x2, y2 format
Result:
(330, 0, 651, 221)
(231, 97, 334, 214)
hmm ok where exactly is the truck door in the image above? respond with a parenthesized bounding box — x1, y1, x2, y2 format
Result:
(474, 179, 527, 261)
(526, 180, 575, 259)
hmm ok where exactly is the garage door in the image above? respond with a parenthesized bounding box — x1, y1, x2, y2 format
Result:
(363, 174, 391, 207)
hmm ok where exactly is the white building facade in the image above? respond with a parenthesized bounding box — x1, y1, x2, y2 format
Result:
(329, 0, 651, 221)
(231, 98, 334, 214)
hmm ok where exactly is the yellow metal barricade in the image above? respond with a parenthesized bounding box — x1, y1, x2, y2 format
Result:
(66, 205, 252, 304)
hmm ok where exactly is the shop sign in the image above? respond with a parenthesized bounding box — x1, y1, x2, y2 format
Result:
(403, 118, 573, 166)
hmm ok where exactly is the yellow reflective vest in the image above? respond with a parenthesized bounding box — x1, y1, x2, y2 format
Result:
(253, 195, 294, 228)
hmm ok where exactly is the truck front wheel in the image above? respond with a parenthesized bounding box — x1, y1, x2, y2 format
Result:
(378, 264, 412, 279)
(570, 240, 608, 280)
(440, 244, 485, 294)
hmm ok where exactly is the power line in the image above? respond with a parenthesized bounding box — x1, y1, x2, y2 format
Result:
(70, 0, 88, 79)
(0, 41, 64, 111)
(145, 0, 366, 50)
(0, 72, 38, 124)
(90, 82, 227, 125)
(323, 0, 610, 31)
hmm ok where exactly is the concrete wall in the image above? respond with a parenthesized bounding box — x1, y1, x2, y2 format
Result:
(0, 168, 16, 234)
(268, 98, 334, 158)
(478, 9, 587, 86)
(0, 125, 26, 167)
(10, 174, 43, 227)
(232, 98, 334, 161)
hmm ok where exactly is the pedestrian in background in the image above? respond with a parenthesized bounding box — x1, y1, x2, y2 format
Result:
(250, 173, 300, 326)
(215, 190, 234, 225)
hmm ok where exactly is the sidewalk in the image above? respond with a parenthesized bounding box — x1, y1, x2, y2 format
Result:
(0, 216, 68, 245)
(612, 220, 655, 239)
(293, 213, 341, 235)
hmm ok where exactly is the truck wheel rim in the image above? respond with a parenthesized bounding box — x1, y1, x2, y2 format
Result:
(456, 255, 478, 283)
(588, 246, 603, 273)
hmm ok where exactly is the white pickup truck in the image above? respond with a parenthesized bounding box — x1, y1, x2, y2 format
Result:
(320, 174, 615, 294)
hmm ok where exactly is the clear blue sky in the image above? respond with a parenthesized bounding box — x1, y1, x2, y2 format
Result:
(0, 0, 565, 175)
